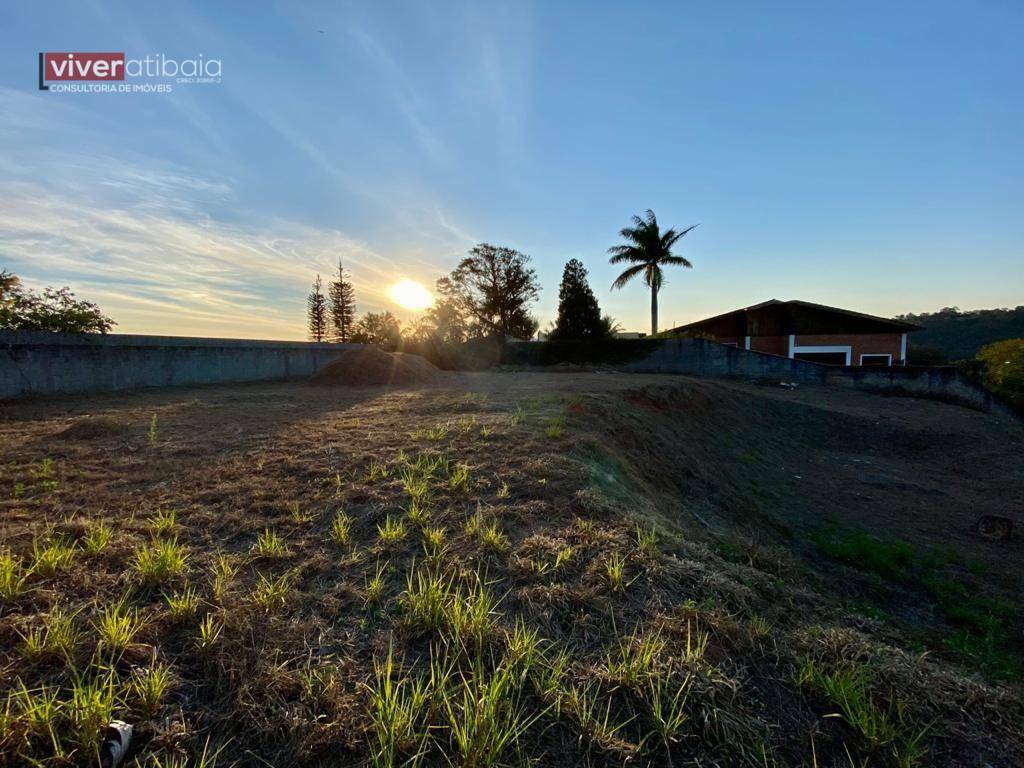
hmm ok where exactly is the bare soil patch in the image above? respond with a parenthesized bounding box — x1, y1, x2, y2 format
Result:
(309, 347, 439, 386)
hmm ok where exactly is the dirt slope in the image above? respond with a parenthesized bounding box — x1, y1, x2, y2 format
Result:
(0, 373, 1020, 767)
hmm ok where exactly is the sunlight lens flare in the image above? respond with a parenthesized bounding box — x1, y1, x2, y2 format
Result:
(389, 279, 433, 310)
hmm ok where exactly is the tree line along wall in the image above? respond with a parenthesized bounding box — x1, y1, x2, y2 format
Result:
(0, 331, 363, 399)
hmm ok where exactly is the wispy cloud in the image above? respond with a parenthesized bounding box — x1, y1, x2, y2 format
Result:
(0, 155, 450, 339)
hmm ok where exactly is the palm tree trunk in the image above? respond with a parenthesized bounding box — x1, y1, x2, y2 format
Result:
(650, 283, 659, 336)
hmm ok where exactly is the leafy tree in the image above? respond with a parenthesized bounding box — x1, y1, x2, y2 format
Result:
(328, 258, 357, 342)
(550, 259, 608, 340)
(435, 243, 540, 340)
(307, 274, 328, 342)
(0, 270, 115, 333)
(975, 338, 1024, 410)
(351, 311, 402, 349)
(608, 209, 697, 335)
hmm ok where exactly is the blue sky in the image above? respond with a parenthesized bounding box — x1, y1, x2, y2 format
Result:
(1, 1, 1021, 338)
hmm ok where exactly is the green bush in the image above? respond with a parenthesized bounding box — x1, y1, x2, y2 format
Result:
(974, 338, 1024, 410)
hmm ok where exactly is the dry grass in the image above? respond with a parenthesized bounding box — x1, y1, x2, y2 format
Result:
(0, 373, 1020, 766)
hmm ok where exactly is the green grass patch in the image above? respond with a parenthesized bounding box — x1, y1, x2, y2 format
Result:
(813, 529, 916, 581)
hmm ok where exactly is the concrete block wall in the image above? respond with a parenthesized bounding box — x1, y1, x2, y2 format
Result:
(0, 331, 362, 399)
(623, 338, 829, 383)
(824, 365, 1016, 417)
(624, 339, 1012, 415)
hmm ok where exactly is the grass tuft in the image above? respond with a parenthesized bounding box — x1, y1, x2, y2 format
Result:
(364, 560, 388, 606)
(401, 567, 454, 636)
(0, 549, 29, 602)
(799, 659, 929, 764)
(82, 521, 113, 556)
(252, 529, 290, 559)
(209, 553, 239, 603)
(94, 597, 146, 655)
(366, 458, 391, 482)
(165, 585, 202, 621)
(31, 536, 77, 578)
(197, 613, 223, 653)
(330, 510, 353, 546)
(134, 538, 189, 586)
(377, 515, 408, 546)
(449, 575, 500, 648)
(647, 670, 692, 762)
(444, 652, 538, 768)
(449, 463, 472, 494)
(148, 509, 177, 538)
(602, 552, 632, 593)
(131, 660, 173, 718)
(605, 626, 665, 688)
(545, 417, 565, 439)
(421, 525, 448, 560)
(366, 645, 432, 768)
(19, 606, 80, 661)
(251, 571, 293, 612)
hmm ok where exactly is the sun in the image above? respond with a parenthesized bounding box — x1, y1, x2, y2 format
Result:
(389, 279, 433, 311)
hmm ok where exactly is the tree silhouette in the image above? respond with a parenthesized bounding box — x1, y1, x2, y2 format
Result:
(608, 210, 697, 335)
(328, 258, 356, 342)
(435, 243, 540, 340)
(307, 274, 328, 342)
(0, 269, 115, 334)
(351, 311, 402, 349)
(550, 259, 608, 340)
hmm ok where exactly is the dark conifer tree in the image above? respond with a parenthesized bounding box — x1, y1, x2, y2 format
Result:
(307, 274, 328, 342)
(550, 259, 607, 340)
(329, 258, 357, 342)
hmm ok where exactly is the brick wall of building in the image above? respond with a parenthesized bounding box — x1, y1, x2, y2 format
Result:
(686, 332, 907, 364)
(794, 332, 905, 364)
(749, 335, 789, 356)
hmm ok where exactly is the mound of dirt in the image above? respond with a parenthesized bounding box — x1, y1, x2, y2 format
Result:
(310, 347, 440, 386)
(57, 417, 128, 440)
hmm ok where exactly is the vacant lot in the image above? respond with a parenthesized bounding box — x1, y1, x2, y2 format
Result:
(1, 372, 1021, 767)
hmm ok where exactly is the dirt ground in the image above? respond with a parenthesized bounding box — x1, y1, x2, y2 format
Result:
(1, 371, 1021, 767)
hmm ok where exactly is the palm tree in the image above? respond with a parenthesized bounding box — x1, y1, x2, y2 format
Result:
(608, 210, 697, 336)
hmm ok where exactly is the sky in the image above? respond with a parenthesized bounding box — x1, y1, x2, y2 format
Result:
(0, 1, 1022, 339)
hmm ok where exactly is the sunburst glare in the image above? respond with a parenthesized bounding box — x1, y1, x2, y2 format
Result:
(389, 279, 433, 311)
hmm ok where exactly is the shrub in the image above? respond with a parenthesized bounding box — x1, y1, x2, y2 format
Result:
(975, 338, 1024, 410)
(0, 270, 115, 333)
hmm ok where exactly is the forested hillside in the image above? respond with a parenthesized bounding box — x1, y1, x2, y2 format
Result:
(897, 306, 1024, 361)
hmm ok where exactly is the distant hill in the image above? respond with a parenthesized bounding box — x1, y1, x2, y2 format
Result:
(896, 306, 1024, 361)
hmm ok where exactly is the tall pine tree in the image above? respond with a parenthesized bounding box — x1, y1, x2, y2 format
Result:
(550, 259, 607, 340)
(307, 274, 328, 342)
(328, 258, 356, 342)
